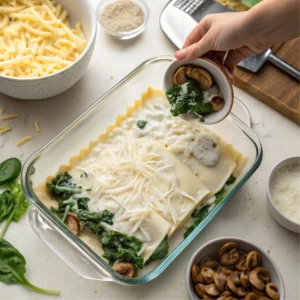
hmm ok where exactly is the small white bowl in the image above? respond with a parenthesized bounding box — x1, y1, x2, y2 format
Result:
(96, 0, 149, 40)
(267, 156, 300, 233)
(186, 237, 285, 300)
(0, 0, 97, 100)
(163, 59, 234, 125)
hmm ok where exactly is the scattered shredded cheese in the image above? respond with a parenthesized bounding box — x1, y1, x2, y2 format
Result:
(34, 120, 40, 132)
(0, 124, 9, 130)
(0, 126, 11, 135)
(0, 114, 19, 121)
(16, 135, 32, 146)
(0, 108, 4, 114)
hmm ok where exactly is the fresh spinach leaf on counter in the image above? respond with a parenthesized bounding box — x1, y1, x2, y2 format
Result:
(100, 230, 144, 269)
(137, 120, 147, 129)
(0, 158, 22, 185)
(146, 235, 169, 264)
(0, 181, 29, 238)
(0, 238, 60, 296)
(241, 0, 261, 8)
(0, 191, 14, 221)
(47, 172, 82, 201)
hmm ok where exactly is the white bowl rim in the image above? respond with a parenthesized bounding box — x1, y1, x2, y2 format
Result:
(163, 58, 234, 125)
(0, 0, 97, 82)
(96, 0, 150, 35)
(266, 156, 300, 228)
(186, 236, 285, 300)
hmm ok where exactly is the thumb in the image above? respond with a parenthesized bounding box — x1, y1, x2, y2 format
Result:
(175, 36, 212, 61)
(224, 46, 256, 74)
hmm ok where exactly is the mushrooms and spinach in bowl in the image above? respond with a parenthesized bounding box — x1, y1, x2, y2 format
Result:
(186, 238, 284, 300)
(166, 65, 225, 122)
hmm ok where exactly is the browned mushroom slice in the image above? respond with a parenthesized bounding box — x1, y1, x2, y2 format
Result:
(216, 296, 227, 300)
(201, 267, 215, 284)
(227, 274, 248, 297)
(220, 266, 234, 276)
(265, 283, 280, 300)
(218, 242, 238, 256)
(211, 96, 225, 112)
(195, 283, 207, 298)
(199, 257, 218, 270)
(192, 264, 200, 284)
(186, 65, 194, 77)
(173, 67, 188, 85)
(220, 248, 240, 266)
(235, 255, 247, 271)
(258, 297, 271, 300)
(204, 295, 217, 300)
(221, 291, 232, 297)
(65, 212, 81, 235)
(112, 261, 135, 278)
(249, 267, 271, 290)
(203, 283, 220, 297)
(214, 271, 227, 292)
(244, 292, 260, 300)
(246, 251, 262, 270)
(226, 297, 238, 300)
(187, 67, 213, 90)
(251, 285, 267, 296)
(240, 270, 250, 287)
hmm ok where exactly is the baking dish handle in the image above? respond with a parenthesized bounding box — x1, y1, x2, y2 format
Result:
(29, 206, 114, 282)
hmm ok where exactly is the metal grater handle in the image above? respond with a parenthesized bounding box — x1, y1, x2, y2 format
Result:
(173, 0, 213, 16)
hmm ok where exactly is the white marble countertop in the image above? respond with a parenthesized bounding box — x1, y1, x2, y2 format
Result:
(0, 1, 299, 299)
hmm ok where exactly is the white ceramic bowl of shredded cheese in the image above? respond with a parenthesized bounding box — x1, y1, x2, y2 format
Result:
(267, 156, 300, 234)
(0, 0, 97, 100)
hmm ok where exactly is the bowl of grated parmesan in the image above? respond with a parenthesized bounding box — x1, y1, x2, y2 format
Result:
(267, 156, 300, 233)
(96, 0, 149, 40)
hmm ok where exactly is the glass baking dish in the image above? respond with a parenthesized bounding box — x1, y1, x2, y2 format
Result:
(22, 56, 262, 286)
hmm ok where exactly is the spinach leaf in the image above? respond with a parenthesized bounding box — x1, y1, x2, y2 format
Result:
(226, 175, 236, 185)
(0, 181, 29, 239)
(241, 0, 261, 7)
(214, 188, 227, 206)
(184, 205, 210, 238)
(0, 158, 22, 185)
(47, 172, 82, 201)
(0, 238, 59, 296)
(166, 80, 212, 119)
(137, 120, 147, 129)
(100, 230, 144, 269)
(0, 191, 14, 221)
(146, 235, 169, 264)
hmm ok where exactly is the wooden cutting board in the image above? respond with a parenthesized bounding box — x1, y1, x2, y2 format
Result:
(233, 37, 300, 124)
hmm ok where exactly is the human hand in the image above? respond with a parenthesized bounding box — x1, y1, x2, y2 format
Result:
(175, 12, 263, 82)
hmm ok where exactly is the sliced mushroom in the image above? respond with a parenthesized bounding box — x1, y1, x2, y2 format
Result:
(250, 267, 271, 290)
(240, 270, 250, 287)
(214, 271, 227, 292)
(231, 271, 241, 285)
(112, 261, 135, 278)
(251, 285, 267, 296)
(227, 274, 248, 297)
(226, 297, 238, 300)
(220, 266, 234, 276)
(197, 273, 205, 283)
(221, 291, 232, 297)
(258, 297, 271, 300)
(203, 283, 220, 297)
(173, 67, 188, 85)
(244, 292, 260, 300)
(65, 212, 81, 235)
(199, 257, 218, 270)
(211, 96, 225, 111)
(195, 283, 207, 298)
(246, 251, 262, 270)
(218, 242, 238, 257)
(186, 65, 194, 77)
(265, 283, 279, 300)
(235, 255, 247, 271)
(217, 297, 227, 300)
(220, 248, 240, 266)
(187, 67, 213, 90)
(192, 264, 200, 284)
(204, 295, 217, 300)
(201, 267, 215, 284)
